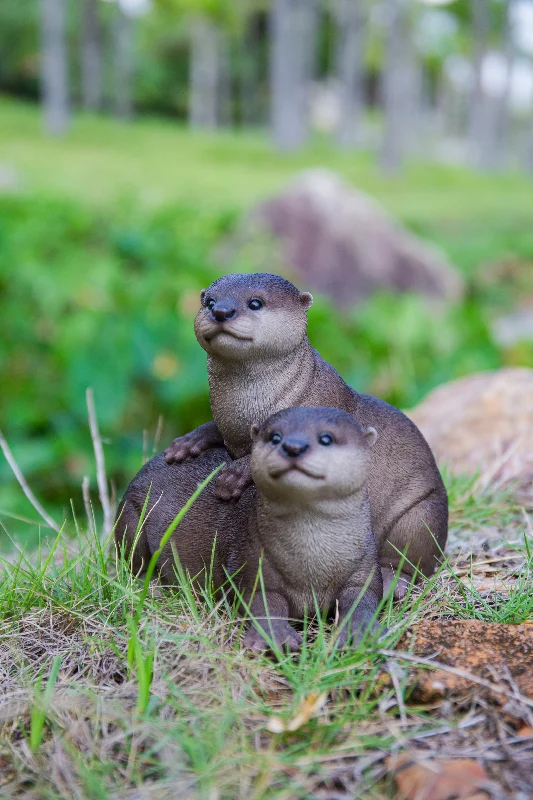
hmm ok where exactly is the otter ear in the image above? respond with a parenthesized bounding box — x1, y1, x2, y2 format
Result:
(299, 291, 313, 310)
(250, 423, 261, 442)
(364, 426, 378, 448)
(200, 289, 207, 304)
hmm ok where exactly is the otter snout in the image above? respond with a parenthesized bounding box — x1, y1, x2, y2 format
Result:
(210, 303, 237, 322)
(281, 438, 309, 458)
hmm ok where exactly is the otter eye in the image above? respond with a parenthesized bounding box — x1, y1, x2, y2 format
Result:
(270, 432, 282, 445)
(248, 298, 263, 311)
(318, 433, 333, 446)
(206, 297, 215, 310)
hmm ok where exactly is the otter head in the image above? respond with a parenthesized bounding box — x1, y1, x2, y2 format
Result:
(193, 273, 313, 361)
(250, 407, 377, 504)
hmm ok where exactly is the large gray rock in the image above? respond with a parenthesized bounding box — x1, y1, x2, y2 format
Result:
(222, 170, 463, 307)
(408, 368, 533, 504)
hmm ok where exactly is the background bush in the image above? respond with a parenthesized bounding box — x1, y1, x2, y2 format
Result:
(3, 188, 530, 546)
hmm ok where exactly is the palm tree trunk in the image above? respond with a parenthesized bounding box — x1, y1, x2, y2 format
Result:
(189, 16, 224, 129)
(270, 0, 320, 151)
(333, 0, 366, 148)
(40, 0, 69, 135)
(468, 0, 492, 167)
(114, 5, 134, 120)
(380, 0, 412, 172)
(81, 0, 102, 111)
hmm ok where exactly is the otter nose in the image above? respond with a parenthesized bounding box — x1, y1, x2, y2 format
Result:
(281, 438, 309, 458)
(211, 304, 236, 322)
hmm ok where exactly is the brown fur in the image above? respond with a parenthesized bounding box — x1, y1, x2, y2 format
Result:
(116, 407, 383, 650)
(164, 273, 448, 590)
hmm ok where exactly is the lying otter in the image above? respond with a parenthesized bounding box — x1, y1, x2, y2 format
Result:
(116, 407, 382, 650)
(164, 273, 448, 593)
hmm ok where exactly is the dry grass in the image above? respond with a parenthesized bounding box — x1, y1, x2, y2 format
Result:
(0, 465, 532, 798)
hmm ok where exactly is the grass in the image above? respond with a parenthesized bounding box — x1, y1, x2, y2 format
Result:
(1, 96, 533, 795)
(2, 96, 533, 278)
(0, 463, 532, 798)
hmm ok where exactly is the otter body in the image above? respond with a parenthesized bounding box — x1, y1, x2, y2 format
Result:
(117, 407, 382, 650)
(165, 273, 448, 591)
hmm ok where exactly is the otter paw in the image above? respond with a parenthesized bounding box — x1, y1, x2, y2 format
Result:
(164, 433, 206, 463)
(215, 465, 252, 502)
(381, 568, 413, 601)
(243, 623, 302, 653)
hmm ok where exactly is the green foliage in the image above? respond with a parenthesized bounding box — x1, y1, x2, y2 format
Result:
(0, 194, 222, 537)
(0, 186, 530, 545)
(1, 101, 532, 548)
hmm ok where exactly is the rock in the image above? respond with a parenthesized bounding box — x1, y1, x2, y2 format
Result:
(220, 170, 463, 307)
(408, 368, 533, 503)
(398, 619, 533, 705)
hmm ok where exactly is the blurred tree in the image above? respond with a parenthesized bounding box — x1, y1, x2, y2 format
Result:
(468, 0, 491, 167)
(380, 0, 415, 172)
(486, 0, 515, 170)
(237, 10, 264, 127)
(333, 0, 367, 148)
(81, 0, 103, 110)
(189, 15, 229, 128)
(41, 0, 69, 134)
(270, 0, 320, 150)
(114, 2, 135, 119)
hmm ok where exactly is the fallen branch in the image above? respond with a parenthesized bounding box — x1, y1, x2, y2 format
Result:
(0, 429, 61, 534)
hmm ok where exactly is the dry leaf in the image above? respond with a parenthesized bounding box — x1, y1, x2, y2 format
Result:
(266, 692, 328, 733)
(387, 753, 491, 800)
(517, 725, 533, 738)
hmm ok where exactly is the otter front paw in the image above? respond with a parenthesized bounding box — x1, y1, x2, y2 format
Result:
(164, 422, 223, 464)
(381, 568, 413, 601)
(243, 622, 302, 653)
(215, 460, 252, 501)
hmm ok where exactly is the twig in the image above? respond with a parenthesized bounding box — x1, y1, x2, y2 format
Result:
(82, 476, 95, 536)
(387, 661, 407, 723)
(86, 388, 113, 537)
(0, 428, 61, 533)
(380, 649, 533, 710)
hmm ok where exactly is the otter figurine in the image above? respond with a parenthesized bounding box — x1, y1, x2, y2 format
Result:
(116, 407, 382, 650)
(164, 273, 448, 595)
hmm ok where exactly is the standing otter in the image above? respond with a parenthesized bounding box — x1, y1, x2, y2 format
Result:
(164, 273, 448, 594)
(116, 407, 382, 650)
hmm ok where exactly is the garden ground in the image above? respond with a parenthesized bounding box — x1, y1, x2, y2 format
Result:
(1, 98, 532, 798)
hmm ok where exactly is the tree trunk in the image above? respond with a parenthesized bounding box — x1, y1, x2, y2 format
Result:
(114, 5, 134, 120)
(81, 0, 102, 111)
(40, 0, 69, 135)
(380, 0, 412, 173)
(484, 0, 515, 170)
(333, 0, 366, 148)
(468, 0, 492, 168)
(270, 0, 320, 151)
(238, 14, 262, 127)
(526, 109, 533, 174)
(218, 28, 232, 128)
(189, 16, 222, 129)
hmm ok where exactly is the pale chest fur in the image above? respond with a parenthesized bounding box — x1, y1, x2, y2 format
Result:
(208, 354, 316, 458)
(256, 503, 371, 617)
